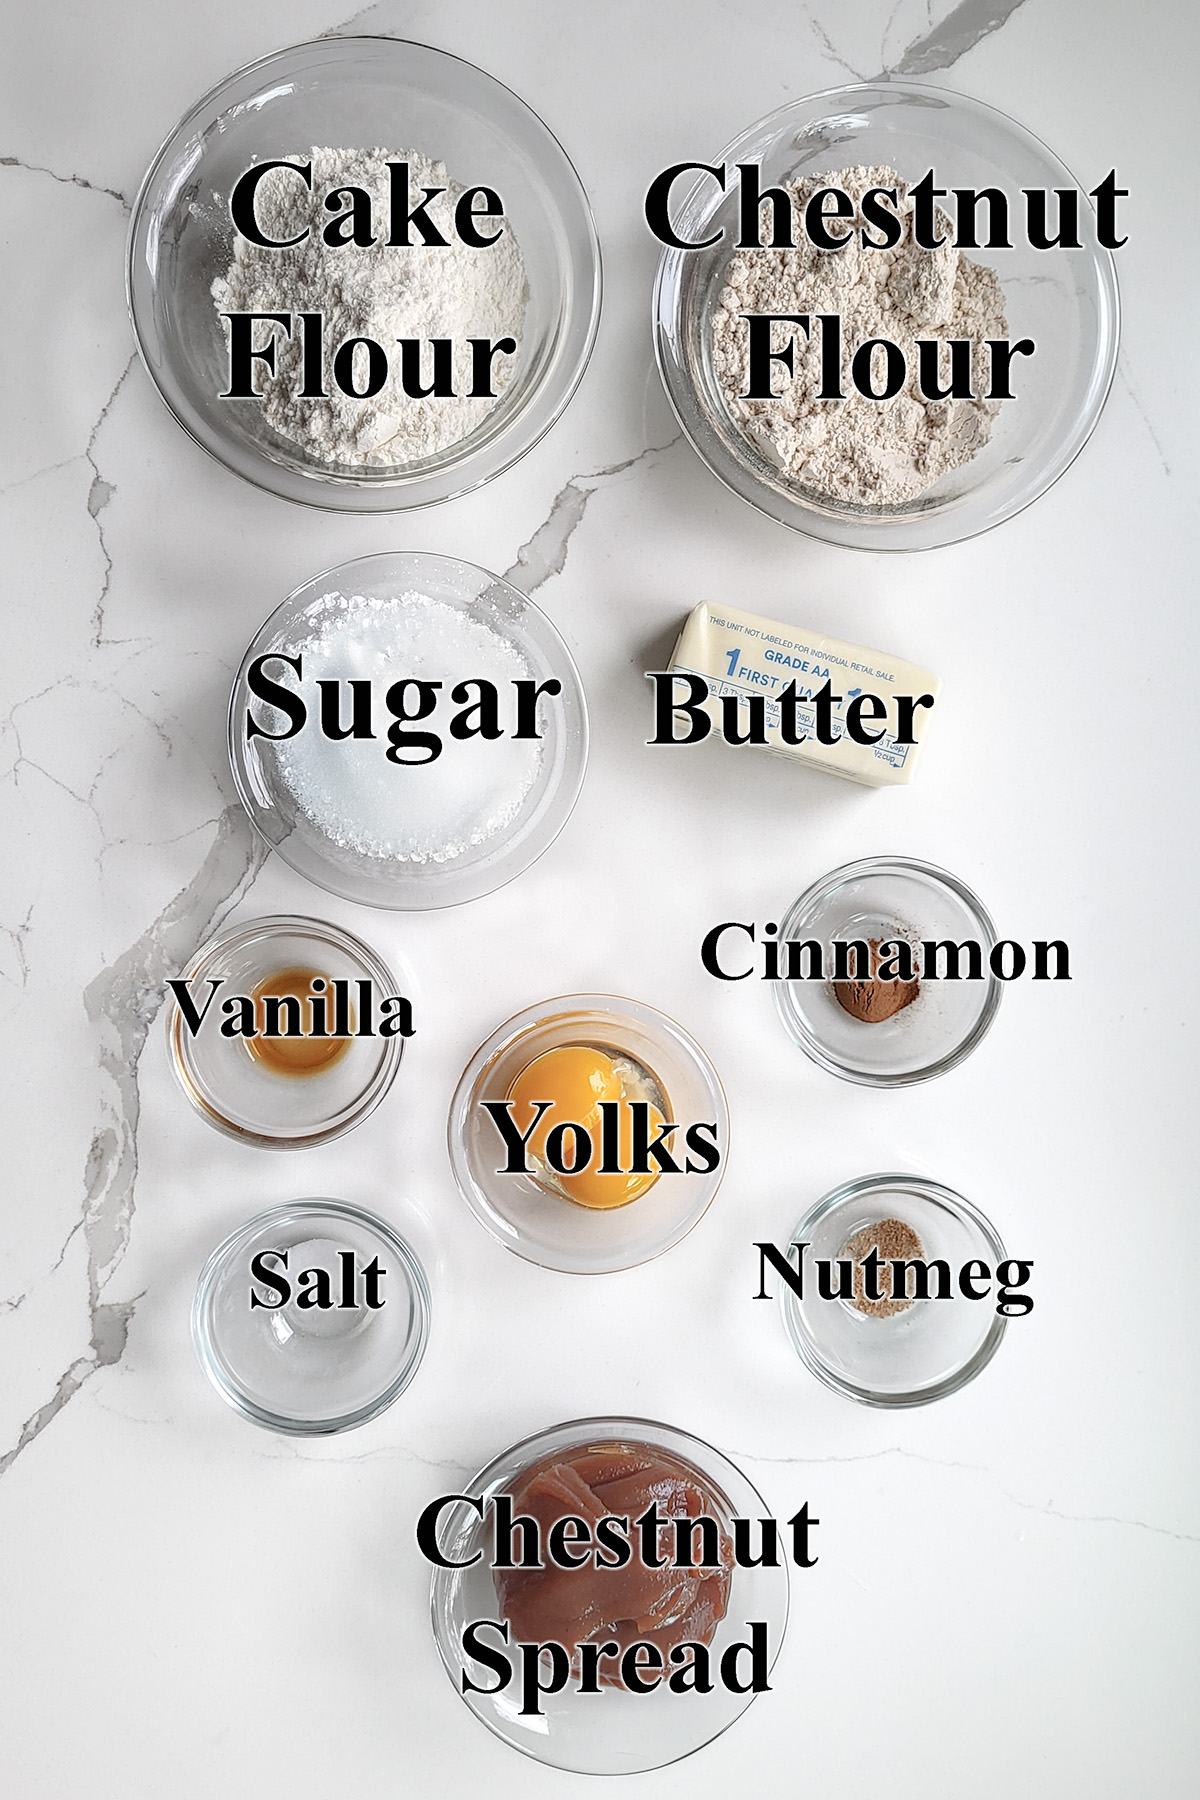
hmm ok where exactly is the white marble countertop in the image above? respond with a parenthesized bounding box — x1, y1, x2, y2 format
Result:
(2, 1, 1198, 1794)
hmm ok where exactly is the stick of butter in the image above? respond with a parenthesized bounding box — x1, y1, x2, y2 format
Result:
(665, 602, 941, 788)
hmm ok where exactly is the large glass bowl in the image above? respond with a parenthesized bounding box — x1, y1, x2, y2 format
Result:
(429, 1416, 788, 1772)
(228, 551, 589, 910)
(127, 37, 601, 510)
(654, 82, 1119, 550)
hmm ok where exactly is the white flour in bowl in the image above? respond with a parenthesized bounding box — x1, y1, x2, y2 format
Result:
(212, 147, 528, 467)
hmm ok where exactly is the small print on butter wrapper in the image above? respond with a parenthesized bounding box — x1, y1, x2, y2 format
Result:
(665, 601, 941, 788)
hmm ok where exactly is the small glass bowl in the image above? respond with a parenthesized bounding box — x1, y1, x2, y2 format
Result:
(229, 551, 589, 910)
(167, 914, 405, 1147)
(774, 857, 1000, 1086)
(780, 1174, 1008, 1407)
(653, 82, 1119, 550)
(126, 36, 601, 511)
(192, 1199, 430, 1434)
(448, 995, 728, 1273)
(429, 1415, 788, 1773)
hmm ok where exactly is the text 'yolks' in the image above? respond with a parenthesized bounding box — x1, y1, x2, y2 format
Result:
(505, 1044, 665, 1210)
(247, 967, 352, 1077)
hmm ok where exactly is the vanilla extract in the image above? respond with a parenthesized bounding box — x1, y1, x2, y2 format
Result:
(248, 967, 352, 1076)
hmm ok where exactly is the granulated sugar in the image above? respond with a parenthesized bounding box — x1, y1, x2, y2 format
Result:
(271, 592, 542, 864)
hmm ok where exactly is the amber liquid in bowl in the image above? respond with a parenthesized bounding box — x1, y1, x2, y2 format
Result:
(246, 967, 352, 1078)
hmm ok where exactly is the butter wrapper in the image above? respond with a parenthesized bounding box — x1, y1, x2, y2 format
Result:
(666, 602, 941, 788)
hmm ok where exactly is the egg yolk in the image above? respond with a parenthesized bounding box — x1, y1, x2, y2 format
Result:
(505, 1044, 667, 1210)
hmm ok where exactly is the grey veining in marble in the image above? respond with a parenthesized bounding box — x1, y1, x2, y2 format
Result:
(0, 3, 1197, 1795)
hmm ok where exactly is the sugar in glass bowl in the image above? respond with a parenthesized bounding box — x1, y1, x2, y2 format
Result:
(127, 36, 601, 510)
(653, 82, 1119, 550)
(228, 551, 589, 910)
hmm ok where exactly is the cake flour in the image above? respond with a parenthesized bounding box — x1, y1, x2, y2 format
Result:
(213, 147, 528, 468)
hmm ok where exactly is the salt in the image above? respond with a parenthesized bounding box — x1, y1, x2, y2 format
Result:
(269, 590, 542, 864)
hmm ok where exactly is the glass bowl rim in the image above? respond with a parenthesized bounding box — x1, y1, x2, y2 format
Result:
(191, 1196, 431, 1433)
(125, 33, 603, 514)
(773, 854, 1002, 1086)
(226, 549, 591, 912)
(652, 77, 1121, 552)
(428, 1410, 789, 1774)
(780, 1170, 1008, 1407)
(447, 991, 730, 1273)
(167, 910, 406, 1146)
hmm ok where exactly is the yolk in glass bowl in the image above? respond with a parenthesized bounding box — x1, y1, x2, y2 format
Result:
(505, 1043, 669, 1210)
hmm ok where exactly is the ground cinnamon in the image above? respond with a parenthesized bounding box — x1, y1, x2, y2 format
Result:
(833, 938, 919, 1023)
